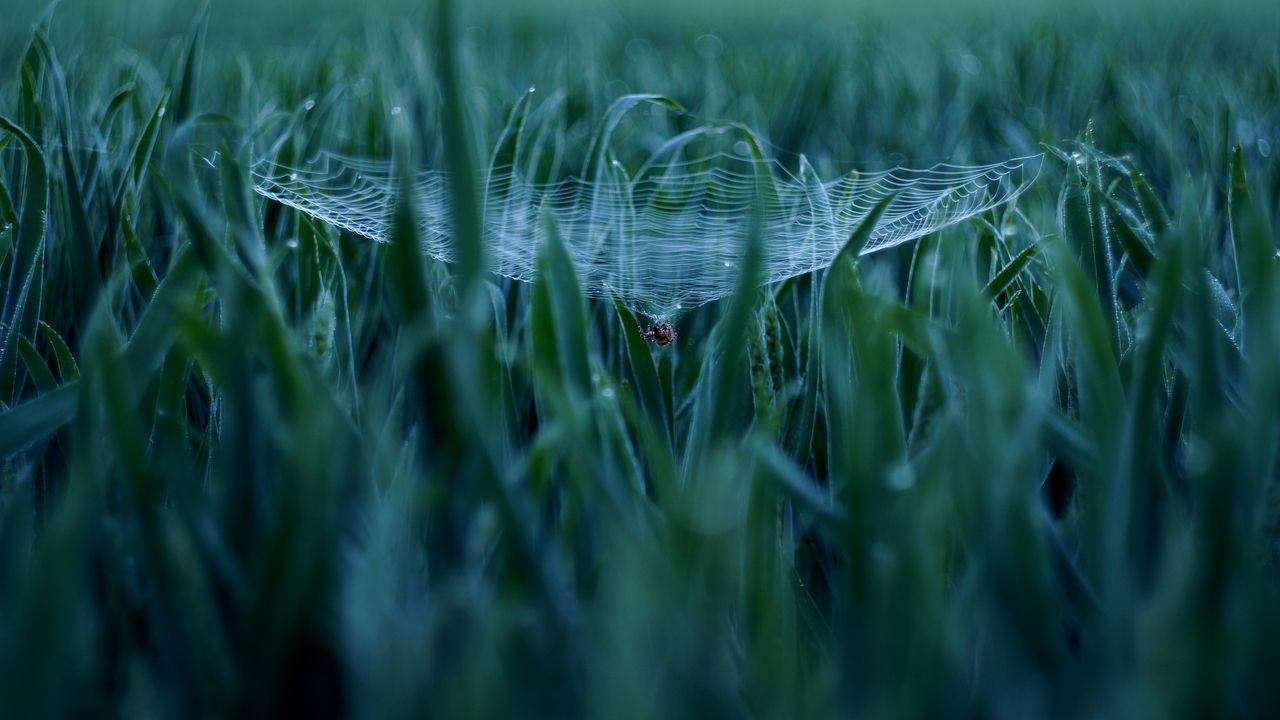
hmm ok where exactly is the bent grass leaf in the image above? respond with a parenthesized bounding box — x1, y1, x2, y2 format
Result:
(39, 321, 79, 381)
(752, 437, 845, 524)
(0, 384, 77, 459)
(17, 336, 57, 394)
(982, 243, 1041, 302)
(582, 94, 686, 182)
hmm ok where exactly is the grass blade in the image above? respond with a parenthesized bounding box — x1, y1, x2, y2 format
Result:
(0, 114, 49, 404)
(982, 243, 1040, 302)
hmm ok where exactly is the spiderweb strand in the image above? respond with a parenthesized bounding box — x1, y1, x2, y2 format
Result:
(252, 150, 1041, 319)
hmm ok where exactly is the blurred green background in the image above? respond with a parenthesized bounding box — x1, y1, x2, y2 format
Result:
(4, 0, 1279, 58)
(2, 0, 1279, 717)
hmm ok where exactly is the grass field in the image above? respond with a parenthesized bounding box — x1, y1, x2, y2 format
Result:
(1, 0, 1279, 716)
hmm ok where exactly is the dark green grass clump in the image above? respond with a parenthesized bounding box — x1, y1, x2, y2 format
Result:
(1, 2, 1279, 717)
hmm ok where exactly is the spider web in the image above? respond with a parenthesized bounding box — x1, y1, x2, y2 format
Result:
(252, 146, 1040, 319)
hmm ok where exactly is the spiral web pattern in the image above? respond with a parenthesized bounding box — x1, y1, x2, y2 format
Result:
(252, 149, 1041, 318)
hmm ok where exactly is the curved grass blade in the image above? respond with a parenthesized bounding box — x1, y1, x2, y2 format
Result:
(982, 243, 1040, 302)
(17, 336, 56, 395)
(39, 321, 78, 381)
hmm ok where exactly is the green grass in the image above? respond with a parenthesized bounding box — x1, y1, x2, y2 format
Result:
(1, 1, 1279, 717)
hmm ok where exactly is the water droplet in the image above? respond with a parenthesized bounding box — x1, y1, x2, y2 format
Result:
(391, 106, 402, 116)
(157, 106, 166, 117)
(675, 303, 682, 310)
(303, 99, 316, 111)
(290, 173, 298, 181)
(723, 261, 731, 267)
(1259, 138, 1273, 158)
(960, 53, 982, 75)
(1181, 435, 1215, 476)
(286, 238, 299, 249)
(602, 387, 615, 399)
(734, 140, 750, 156)
(886, 463, 915, 491)
(528, 85, 536, 93)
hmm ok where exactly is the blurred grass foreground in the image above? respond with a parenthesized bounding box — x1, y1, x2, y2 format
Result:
(1, 0, 1279, 717)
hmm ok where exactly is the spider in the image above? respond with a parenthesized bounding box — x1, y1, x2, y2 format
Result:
(638, 322, 676, 346)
